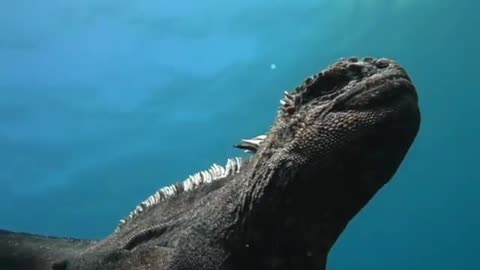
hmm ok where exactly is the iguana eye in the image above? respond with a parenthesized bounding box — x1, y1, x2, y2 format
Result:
(309, 73, 342, 96)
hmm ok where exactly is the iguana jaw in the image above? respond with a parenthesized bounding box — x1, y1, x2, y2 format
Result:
(334, 59, 417, 111)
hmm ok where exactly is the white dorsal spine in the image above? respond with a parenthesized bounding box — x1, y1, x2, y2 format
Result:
(114, 157, 243, 233)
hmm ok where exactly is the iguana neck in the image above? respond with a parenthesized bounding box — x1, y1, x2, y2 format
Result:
(225, 103, 419, 269)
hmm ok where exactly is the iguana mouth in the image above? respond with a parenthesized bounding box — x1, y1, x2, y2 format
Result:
(320, 58, 413, 95)
(318, 58, 418, 110)
(336, 64, 417, 111)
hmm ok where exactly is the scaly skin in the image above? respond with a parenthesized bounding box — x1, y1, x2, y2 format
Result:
(0, 57, 421, 270)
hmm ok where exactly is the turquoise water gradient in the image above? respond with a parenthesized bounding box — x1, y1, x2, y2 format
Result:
(1, 0, 478, 269)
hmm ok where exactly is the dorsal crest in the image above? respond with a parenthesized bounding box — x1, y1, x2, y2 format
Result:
(114, 157, 244, 232)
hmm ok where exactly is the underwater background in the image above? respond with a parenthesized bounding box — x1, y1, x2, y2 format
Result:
(0, 0, 478, 269)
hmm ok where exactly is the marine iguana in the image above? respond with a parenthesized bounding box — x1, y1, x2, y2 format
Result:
(0, 57, 421, 270)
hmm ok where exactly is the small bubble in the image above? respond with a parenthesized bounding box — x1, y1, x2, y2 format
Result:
(270, 64, 277, 70)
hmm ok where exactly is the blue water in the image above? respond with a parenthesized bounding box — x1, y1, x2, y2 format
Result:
(0, 0, 478, 269)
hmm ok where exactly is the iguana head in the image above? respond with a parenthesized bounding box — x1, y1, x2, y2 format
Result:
(234, 57, 421, 257)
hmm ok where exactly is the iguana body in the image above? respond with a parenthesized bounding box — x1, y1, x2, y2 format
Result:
(0, 57, 421, 270)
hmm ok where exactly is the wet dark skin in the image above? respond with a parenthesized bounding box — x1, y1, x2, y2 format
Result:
(0, 57, 421, 270)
